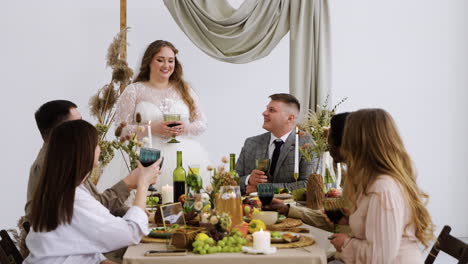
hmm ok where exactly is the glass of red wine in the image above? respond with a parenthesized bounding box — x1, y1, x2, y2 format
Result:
(163, 114, 181, 143)
(257, 183, 274, 209)
(139, 147, 163, 191)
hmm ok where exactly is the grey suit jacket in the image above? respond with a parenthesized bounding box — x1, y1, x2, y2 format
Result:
(236, 131, 316, 194)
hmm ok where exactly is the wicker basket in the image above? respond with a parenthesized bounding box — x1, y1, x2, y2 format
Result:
(323, 197, 346, 211)
(306, 173, 324, 210)
(170, 227, 205, 250)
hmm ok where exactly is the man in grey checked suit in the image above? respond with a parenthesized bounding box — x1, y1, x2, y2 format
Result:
(236, 93, 315, 195)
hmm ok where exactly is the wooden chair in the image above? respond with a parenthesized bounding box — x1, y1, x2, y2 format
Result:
(0, 229, 23, 264)
(425, 225, 468, 264)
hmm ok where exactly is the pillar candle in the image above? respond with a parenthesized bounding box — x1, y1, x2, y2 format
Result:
(161, 184, 173, 204)
(253, 229, 270, 251)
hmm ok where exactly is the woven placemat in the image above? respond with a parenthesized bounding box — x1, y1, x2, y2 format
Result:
(141, 236, 166, 243)
(246, 235, 315, 249)
(269, 218, 303, 231)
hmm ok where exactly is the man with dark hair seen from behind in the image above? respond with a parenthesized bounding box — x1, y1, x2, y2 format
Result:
(20, 100, 139, 260)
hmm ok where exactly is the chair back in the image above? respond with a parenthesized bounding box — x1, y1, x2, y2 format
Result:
(425, 225, 468, 264)
(0, 229, 23, 264)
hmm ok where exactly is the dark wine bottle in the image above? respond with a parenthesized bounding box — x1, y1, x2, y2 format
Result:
(173, 151, 186, 202)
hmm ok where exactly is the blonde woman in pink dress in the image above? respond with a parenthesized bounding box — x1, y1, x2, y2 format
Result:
(330, 109, 434, 263)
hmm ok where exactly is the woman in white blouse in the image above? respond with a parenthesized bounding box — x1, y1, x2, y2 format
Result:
(25, 120, 160, 264)
(330, 109, 434, 263)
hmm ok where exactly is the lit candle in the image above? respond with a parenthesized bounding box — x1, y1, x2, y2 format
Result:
(161, 184, 174, 204)
(147, 120, 153, 148)
(294, 126, 299, 176)
(253, 229, 270, 251)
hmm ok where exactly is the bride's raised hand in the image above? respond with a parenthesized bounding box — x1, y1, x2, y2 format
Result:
(151, 121, 173, 137)
(170, 122, 185, 136)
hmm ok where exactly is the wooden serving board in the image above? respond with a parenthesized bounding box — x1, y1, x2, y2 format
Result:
(141, 236, 166, 243)
(246, 235, 315, 249)
(269, 218, 303, 231)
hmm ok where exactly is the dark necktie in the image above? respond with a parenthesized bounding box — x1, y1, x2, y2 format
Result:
(269, 140, 284, 177)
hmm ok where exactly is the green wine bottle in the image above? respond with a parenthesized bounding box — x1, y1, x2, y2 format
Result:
(229, 153, 236, 175)
(229, 153, 239, 184)
(173, 151, 186, 202)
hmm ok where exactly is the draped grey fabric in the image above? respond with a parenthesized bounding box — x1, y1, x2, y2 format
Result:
(163, 0, 330, 111)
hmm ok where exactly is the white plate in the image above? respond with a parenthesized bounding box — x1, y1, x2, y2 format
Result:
(249, 192, 258, 196)
(274, 193, 292, 199)
(241, 246, 277, 254)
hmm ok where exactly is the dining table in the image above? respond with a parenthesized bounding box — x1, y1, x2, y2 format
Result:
(122, 223, 335, 264)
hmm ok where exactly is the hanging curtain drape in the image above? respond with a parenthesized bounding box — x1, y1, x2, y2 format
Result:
(163, 0, 330, 111)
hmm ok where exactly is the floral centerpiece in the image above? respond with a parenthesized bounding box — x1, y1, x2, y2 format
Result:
(297, 95, 347, 209)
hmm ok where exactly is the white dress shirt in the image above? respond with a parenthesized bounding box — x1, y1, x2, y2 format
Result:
(24, 184, 148, 264)
(245, 130, 293, 185)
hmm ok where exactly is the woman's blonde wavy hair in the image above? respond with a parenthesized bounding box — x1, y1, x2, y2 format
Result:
(342, 108, 434, 248)
(134, 40, 197, 121)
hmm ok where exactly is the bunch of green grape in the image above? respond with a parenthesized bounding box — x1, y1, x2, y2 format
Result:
(192, 230, 246, 254)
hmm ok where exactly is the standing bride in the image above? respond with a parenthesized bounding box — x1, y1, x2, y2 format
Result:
(115, 40, 211, 192)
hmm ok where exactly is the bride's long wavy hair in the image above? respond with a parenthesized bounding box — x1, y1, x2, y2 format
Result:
(134, 40, 197, 121)
(342, 108, 434, 248)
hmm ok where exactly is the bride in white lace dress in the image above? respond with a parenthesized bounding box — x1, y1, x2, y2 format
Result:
(115, 40, 211, 193)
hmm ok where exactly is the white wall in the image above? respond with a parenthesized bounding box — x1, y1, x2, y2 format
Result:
(1, 0, 467, 241)
(329, 0, 468, 237)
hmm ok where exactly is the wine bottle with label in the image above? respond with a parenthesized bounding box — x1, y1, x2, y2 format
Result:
(229, 153, 236, 175)
(173, 151, 186, 202)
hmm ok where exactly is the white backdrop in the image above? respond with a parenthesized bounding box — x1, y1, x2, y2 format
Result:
(1, 0, 467, 242)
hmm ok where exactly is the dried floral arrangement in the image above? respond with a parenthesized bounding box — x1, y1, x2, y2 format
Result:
(298, 95, 347, 173)
(204, 157, 239, 207)
(88, 28, 140, 183)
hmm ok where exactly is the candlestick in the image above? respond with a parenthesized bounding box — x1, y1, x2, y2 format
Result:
(147, 120, 153, 148)
(253, 229, 270, 251)
(294, 126, 299, 177)
(161, 184, 174, 204)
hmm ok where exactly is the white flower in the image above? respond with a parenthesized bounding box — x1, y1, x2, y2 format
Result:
(200, 213, 209, 223)
(193, 201, 203, 211)
(142, 137, 149, 144)
(201, 193, 210, 203)
(210, 215, 219, 225)
(221, 156, 229, 164)
(205, 185, 213, 193)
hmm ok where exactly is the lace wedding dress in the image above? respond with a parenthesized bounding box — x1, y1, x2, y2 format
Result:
(114, 82, 211, 192)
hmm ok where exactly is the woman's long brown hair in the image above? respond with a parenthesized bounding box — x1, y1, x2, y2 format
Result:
(30, 120, 98, 232)
(342, 108, 434, 247)
(134, 40, 197, 121)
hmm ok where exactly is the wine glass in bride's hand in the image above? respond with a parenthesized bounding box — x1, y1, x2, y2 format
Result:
(163, 114, 181, 143)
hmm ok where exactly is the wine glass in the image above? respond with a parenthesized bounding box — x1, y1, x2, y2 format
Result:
(255, 158, 270, 179)
(139, 147, 163, 191)
(257, 183, 274, 209)
(163, 114, 181, 143)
